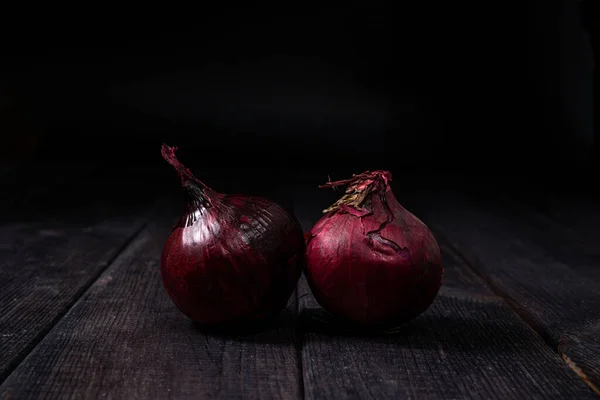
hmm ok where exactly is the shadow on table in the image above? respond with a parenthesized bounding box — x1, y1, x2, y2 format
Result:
(299, 305, 539, 354)
(190, 309, 300, 345)
(184, 296, 537, 354)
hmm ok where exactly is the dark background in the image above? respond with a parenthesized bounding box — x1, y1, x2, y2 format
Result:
(1, 3, 598, 199)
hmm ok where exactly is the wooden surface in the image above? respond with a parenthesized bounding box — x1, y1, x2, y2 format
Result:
(400, 189, 600, 396)
(1, 170, 599, 399)
(509, 192, 600, 260)
(0, 166, 153, 382)
(1, 213, 301, 399)
(294, 183, 597, 400)
(0, 163, 103, 223)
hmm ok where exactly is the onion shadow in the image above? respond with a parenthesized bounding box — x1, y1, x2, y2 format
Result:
(190, 308, 300, 345)
(298, 298, 545, 355)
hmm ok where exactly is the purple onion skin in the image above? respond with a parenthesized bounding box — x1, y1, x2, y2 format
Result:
(160, 145, 305, 326)
(305, 171, 443, 326)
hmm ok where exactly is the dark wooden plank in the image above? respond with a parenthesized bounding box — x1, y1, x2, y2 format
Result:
(293, 183, 596, 399)
(0, 211, 302, 400)
(0, 164, 166, 381)
(496, 194, 600, 278)
(509, 191, 600, 259)
(0, 163, 102, 223)
(497, 193, 600, 394)
(0, 201, 151, 382)
(400, 189, 600, 395)
(0, 163, 18, 180)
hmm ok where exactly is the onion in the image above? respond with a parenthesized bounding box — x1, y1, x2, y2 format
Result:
(304, 170, 443, 326)
(160, 144, 305, 326)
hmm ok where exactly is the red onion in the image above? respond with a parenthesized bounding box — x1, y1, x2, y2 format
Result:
(304, 170, 443, 326)
(160, 144, 305, 326)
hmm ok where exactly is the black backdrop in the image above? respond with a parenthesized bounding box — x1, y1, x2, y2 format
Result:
(1, 3, 597, 195)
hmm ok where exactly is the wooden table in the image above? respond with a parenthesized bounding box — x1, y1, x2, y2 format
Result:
(1, 165, 598, 399)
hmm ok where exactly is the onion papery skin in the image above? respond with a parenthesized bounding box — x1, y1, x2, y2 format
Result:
(304, 171, 443, 326)
(160, 145, 305, 326)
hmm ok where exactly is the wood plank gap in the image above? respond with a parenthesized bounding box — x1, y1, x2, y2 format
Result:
(399, 191, 600, 397)
(294, 183, 595, 399)
(500, 191, 600, 257)
(433, 230, 557, 349)
(295, 286, 306, 400)
(0, 219, 149, 384)
(1, 202, 302, 398)
(441, 233, 600, 397)
(0, 164, 102, 223)
(499, 194, 600, 263)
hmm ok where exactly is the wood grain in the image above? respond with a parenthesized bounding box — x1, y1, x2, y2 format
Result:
(501, 192, 600, 395)
(400, 189, 600, 395)
(293, 183, 596, 399)
(0, 163, 100, 223)
(0, 163, 160, 382)
(509, 192, 600, 260)
(0, 207, 149, 383)
(0, 212, 302, 399)
(497, 194, 600, 280)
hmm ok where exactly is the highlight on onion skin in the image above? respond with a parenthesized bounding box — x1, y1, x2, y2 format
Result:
(304, 170, 443, 327)
(160, 144, 305, 326)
